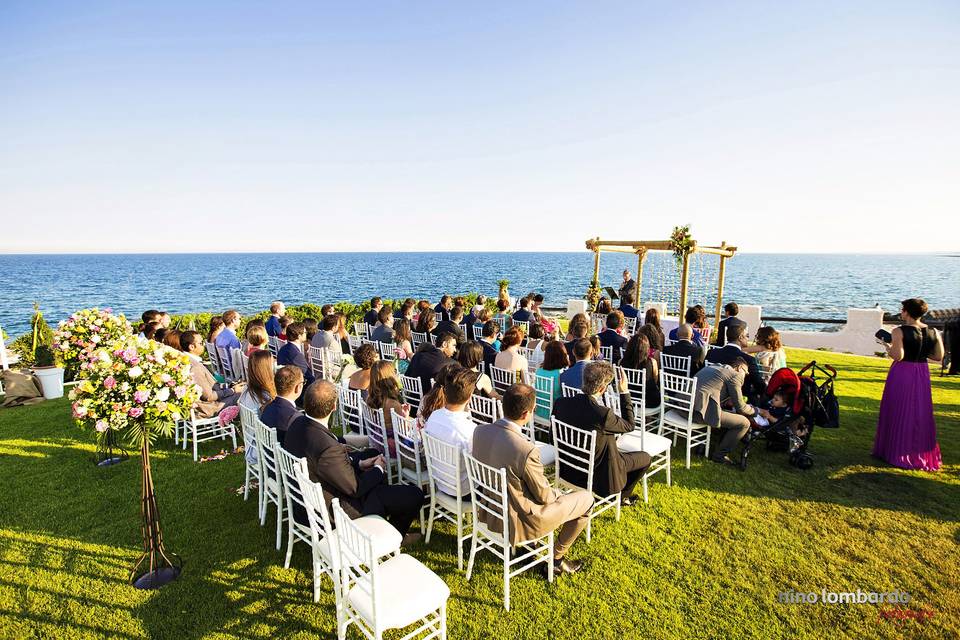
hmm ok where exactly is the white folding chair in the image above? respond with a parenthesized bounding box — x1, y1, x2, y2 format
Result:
(332, 498, 449, 640)
(254, 419, 285, 550)
(464, 453, 554, 611)
(422, 433, 472, 571)
(623, 316, 638, 334)
(660, 353, 692, 378)
(489, 365, 523, 395)
(238, 404, 263, 511)
(561, 383, 582, 398)
(353, 322, 370, 340)
(411, 331, 429, 351)
(472, 323, 485, 340)
(695, 326, 712, 344)
(217, 346, 235, 382)
(400, 374, 424, 413)
(347, 335, 362, 355)
(550, 417, 621, 543)
(296, 461, 402, 608)
(511, 319, 530, 336)
(276, 447, 312, 569)
(376, 341, 396, 361)
(467, 394, 501, 425)
(180, 408, 236, 462)
(205, 341, 222, 376)
(532, 373, 557, 436)
(598, 345, 613, 362)
(759, 361, 777, 383)
(361, 405, 396, 484)
(616, 366, 659, 428)
(338, 385, 365, 438)
(391, 409, 428, 487)
(308, 345, 327, 380)
(619, 402, 672, 503)
(658, 372, 708, 468)
(590, 313, 606, 335)
(232, 349, 249, 383)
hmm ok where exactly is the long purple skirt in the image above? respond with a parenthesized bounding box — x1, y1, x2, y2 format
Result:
(873, 361, 942, 471)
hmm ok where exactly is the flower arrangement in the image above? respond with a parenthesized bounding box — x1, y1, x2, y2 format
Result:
(69, 335, 199, 444)
(54, 307, 132, 379)
(670, 224, 694, 268)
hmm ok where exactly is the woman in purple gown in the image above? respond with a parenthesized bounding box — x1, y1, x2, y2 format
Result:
(873, 298, 944, 471)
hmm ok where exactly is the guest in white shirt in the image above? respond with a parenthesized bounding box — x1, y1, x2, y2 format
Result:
(424, 367, 479, 496)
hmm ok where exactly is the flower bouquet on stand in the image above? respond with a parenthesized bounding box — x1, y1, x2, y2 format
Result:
(54, 307, 132, 381)
(69, 335, 200, 589)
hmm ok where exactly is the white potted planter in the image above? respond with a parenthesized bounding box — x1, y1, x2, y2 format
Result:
(33, 366, 65, 399)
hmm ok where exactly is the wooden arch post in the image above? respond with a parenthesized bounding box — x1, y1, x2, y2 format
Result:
(634, 247, 646, 308)
(678, 249, 691, 316)
(713, 241, 728, 331)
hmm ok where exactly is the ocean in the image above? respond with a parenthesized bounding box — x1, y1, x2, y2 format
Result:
(0, 252, 956, 336)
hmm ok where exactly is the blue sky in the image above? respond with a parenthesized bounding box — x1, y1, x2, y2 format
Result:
(2, 1, 958, 253)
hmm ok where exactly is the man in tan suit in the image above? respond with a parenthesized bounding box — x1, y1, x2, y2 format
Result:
(180, 330, 240, 418)
(472, 383, 594, 577)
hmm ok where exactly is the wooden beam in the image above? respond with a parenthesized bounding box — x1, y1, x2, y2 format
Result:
(678, 250, 691, 315)
(635, 249, 646, 307)
(714, 241, 728, 340)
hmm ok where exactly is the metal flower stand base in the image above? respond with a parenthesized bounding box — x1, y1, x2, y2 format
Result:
(130, 438, 182, 589)
(95, 429, 128, 467)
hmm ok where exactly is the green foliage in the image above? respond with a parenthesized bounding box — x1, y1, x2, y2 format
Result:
(9, 303, 57, 369)
(0, 348, 957, 638)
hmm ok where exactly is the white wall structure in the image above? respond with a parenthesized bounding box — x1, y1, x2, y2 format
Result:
(566, 299, 589, 318)
(777, 308, 886, 357)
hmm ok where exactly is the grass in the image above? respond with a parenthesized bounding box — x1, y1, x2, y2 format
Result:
(1, 348, 958, 639)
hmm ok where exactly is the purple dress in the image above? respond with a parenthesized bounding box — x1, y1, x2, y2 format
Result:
(873, 325, 941, 471)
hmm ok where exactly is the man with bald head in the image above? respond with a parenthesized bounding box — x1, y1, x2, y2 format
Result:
(662, 323, 705, 375)
(283, 380, 425, 542)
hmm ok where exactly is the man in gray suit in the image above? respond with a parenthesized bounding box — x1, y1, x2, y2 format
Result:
(472, 384, 594, 577)
(180, 330, 241, 418)
(692, 360, 755, 465)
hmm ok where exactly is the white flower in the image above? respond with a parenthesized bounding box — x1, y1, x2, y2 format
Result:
(128, 366, 143, 379)
(156, 387, 170, 402)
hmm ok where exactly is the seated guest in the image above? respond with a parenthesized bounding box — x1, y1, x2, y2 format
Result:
(589, 335, 602, 361)
(278, 316, 291, 340)
(662, 323, 705, 375)
(643, 308, 665, 348)
(464, 296, 485, 340)
(266, 301, 285, 337)
(564, 317, 590, 363)
(283, 380, 424, 541)
(511, 297, 534, 323)
(363, 297, 382, 328)
(415, 308, 437, 337)
(139, 310, 162, 338)
(494, 298, 512, 329)
(142, 321, 161, 341)
(277, 322, 315, 390)
(457, 341, 498, 398)
(394, 298, 416, 320)
(348, 343, 379, 398)
(260, 365, 304, 445)
(180, 330, 240, 418)
(415, 364, 461, 429)
(161, 329, 181, 351)
(473, 384, 593, 576)
(370, 306, 395, 343)
(407, 332, 458, 393)
(552, 361, 651, 506)
(559, 338, 592, 391)
(435, 306, 466, 345)
(311, 314, 342, 354)
(692, 360, 756, 465)
(434, 294, 453, 322)
(366, 361, 409, 456)
(535, 341, 570, 420)
(714, 302, 747, 347)
(159, 311, 172, 329)
(531, 293, 545, 316)
(238, 350, 277, 411)
(215, 309, 243, 350)
(620, 334, 660, 409)
(595, 297, 612, 315)
(479, 320, 500, 370)
(668, 307, 706, 347)
(392, 319, 415, 372)
(494, 326, 529, 374)
(244, 323, 269, 356)
(242, 318, 265, 350)
(638, 323, 664, 358)
(526, 322, 546, 354)
(619, 292, 640, 319)
(706, 324, 765, 400)
(154, 327, 170, 345)
(206, 317, 225, 345)
(424, 368, 478, 496)
(598, 312, 628, 364)
(745, 326, 787, 377)
(414, 299, 431, 323)
(320, 303, 335, 316)
(303, 318, 319, 344)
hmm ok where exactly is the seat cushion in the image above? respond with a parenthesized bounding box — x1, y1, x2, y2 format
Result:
(536, 442, 556, 467)
(661, 409, 692, 427)
(617, 431, 671, 456)
(347, 554, 450, 629)
(320, 515, 402, 564)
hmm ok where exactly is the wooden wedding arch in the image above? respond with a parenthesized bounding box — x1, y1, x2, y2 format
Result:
(585, 236, 738, 323)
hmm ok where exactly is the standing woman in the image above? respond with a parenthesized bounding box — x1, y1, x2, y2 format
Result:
(873, 298, 944, 471)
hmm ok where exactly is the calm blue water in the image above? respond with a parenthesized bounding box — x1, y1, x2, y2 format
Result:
(0, 253, 956, 336)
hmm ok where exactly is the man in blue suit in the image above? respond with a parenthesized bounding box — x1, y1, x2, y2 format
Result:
(260, 366, 304, 445)
(618, 292, 640, 320)
(511, 297, 534, 323)
(559, 339, 593, 391)
(597, 313, 628, 364)
(277, 322, 315, 400)
(363, 297, 382, 327)
(265, 301, 285, 337)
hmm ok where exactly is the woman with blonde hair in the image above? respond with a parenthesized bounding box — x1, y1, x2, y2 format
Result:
(746, 326, 787, 377)
(244, 324, 269, 356)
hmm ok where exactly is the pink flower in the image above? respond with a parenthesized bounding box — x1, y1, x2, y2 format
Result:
(103, 376, 116, 389)
(71, 403, 85, 419)
(128, 407, 144, 418)
(134, 390, 149, 403)
(173, 385, 187, 399)
(95, 420, 109, 432)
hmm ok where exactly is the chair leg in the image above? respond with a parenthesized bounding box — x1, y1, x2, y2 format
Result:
(503, 547, 511, 611)
(439, 603, 447, 640)
(193, 436, 199, 462)
(685, 433, 692, 469)
(586, 516, 592, 543)
(465, 527, 479, 581)
(284, 508, 295, 569)
(276, 499, 284, 551)
(667, 450, 672, 486)
(425, 498, 437, 544)
(456, 512, 464, 572)
(243, 467, 250, 501)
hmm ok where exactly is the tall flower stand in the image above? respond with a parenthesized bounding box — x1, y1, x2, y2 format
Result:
(130, 438, 181, 589)
(95, 429, 128, 467)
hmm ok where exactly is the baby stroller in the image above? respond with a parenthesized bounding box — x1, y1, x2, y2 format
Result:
(739, 361, 839, 470)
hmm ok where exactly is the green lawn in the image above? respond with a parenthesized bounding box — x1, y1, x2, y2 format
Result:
(1, 349, 958, 639)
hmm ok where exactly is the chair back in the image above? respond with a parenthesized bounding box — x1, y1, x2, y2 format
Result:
(533, 373, 556, 418)
(294, 459, 336, 565)
(411, 331, 429, 351)
(550, 417, 598, 492)
(361, 404, 389, 456)
(255, 419, 279, 480)
(599, 386, 622, 417)
(276, 446, 308, 522)
(695, 326, 712, 344)
(561, 383, 582, 398)
(400, 374, 424, 411)
(512, 319, 530, 336)
(590, 313, 606, 335)
(267, 336, 285, 357)
(205, 341, 222, 375)
(422, 432, 465, 501)
(217, 346, 235, 380)
(623, 316, 638, 334)
(463, 452, 509, 538)
(392, 409, 426, 485)
(617, 366, 647, 401)
(468, 394, 502, 425)
(331, 499, 378, 616)
(308, 345, 326, 379)
(353, 322, 370, 339)
(660, 353, 692, 378)
(376, 341, 396, 361)
(489, 365, 522, 394)
(660, 372, 697, 422)
(231, 349, 248, 382)
(238, 404, 260, 452)
(599, 345, 613, 362)
(472, 323, 485, 340)
(338, 385, 365, 435)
